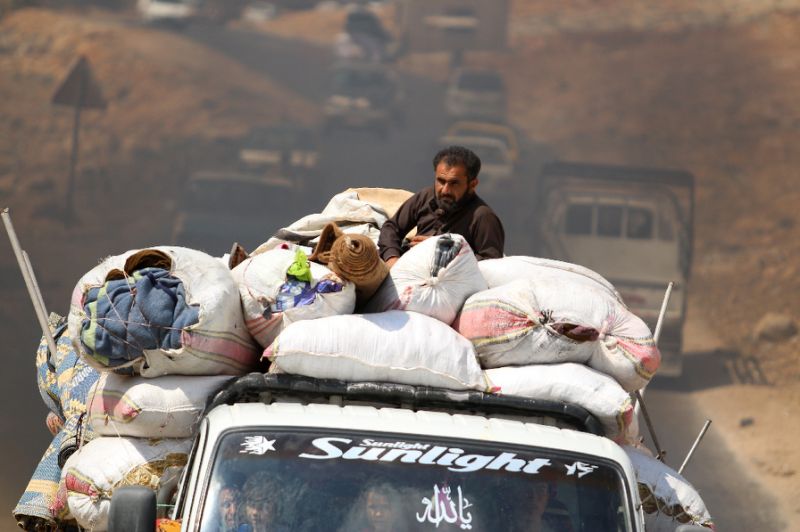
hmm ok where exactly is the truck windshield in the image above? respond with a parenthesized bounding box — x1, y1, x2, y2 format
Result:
(199, 430, 632, 532)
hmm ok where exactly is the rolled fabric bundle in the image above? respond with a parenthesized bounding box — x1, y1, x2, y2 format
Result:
(35, 314, 100, 432)
(14, 415, 90, 528)
(14, 426, 67, 528)
(311, 222, 389, 305)
(308, 221, 343, 264)
(329, 233, 389, 305)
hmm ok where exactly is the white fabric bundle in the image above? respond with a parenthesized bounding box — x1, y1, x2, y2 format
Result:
(362, 234, 487, 324)
(253, 189, 394, 253)
(68, 246, 259, 377)
(623, 446, 715, 531)
(486, 363, 636, 442)
(231, 249, 356, 347)
(86, 374, 231, 438)
(266, 310, 488, 390)
(454, 277, 660, 391)
(62, 437, 191, 531)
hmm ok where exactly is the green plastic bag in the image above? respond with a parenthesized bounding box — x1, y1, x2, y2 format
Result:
(286, 249, 312, 282)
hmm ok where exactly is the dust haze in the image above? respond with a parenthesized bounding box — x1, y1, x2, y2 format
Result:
(1, 0, 799, 529)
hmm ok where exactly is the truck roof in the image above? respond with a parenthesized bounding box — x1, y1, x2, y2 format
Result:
(200, 375, 632, 469)
(206, 373, 604, 435)
(542, 161, 695, 189)
(205, 402, 632, 463)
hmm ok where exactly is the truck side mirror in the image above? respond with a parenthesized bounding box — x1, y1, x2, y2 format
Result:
(108, 486, 156, 532)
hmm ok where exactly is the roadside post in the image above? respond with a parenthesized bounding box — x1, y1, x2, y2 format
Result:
(52, 55, 106, 225)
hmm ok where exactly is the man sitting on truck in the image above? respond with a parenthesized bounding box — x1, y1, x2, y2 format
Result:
(378, 145, 505, 266)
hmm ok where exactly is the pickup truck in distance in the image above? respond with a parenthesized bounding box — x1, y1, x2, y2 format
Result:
(532, 162, 695, 377)
(107, 374, 712, 531)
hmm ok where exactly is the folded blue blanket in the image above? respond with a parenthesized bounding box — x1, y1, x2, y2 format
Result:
(80, 267, 200, 368)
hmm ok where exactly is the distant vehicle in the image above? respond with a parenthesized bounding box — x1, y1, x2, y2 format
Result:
(238, 125, 319, 178)
(172, 171, 298, 255)
(444, 68, 506, 122)
(240, 1, 277, 22)
(323, 62, 404, 137)
(532, 162, 695, 376)
(335, 6, 395, 62)
(445, 121, 520, 162)
(438, 135, 513, 188)
(137, 0, 198, 25)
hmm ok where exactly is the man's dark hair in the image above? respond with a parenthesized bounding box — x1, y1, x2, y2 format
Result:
(433, 146, 481, 181)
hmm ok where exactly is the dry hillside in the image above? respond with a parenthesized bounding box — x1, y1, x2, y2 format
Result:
(0, 8, 316, 228)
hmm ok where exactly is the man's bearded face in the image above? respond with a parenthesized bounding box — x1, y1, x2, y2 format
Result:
(434, 162, 476, 213)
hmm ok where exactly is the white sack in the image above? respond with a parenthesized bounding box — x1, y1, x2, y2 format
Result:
(486, 363, 636, 442)
(63, 437, 191, 531)
(69, 246, 259, 377)
(623, 446, 715, 531)
(362, 234, 487, 324)
(232, 249, 356, 347)
(454, 278, 660, 391)
(478, 256, 622, 302)
(266, 310, 488, 390)
(86, 374, 232, 438)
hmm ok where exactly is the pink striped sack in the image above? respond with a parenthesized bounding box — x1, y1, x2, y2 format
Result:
(62, 437, 190, 531)
(454, 277, 660, 391)
(86, 374, 231, 439)
(68, 247, 259, 377)
(231, 248, 356, 348)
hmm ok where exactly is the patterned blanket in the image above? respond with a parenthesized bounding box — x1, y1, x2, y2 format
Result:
(15, 314, 99, 528)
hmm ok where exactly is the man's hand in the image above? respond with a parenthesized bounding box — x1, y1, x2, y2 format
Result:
(385, 256, 399, 269)
(408, 235, 431, 247)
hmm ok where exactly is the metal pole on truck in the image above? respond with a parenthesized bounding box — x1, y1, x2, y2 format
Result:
(678, 419, 712, 475)
(2, 208, 58, 358)
(634, 281, 674, 462)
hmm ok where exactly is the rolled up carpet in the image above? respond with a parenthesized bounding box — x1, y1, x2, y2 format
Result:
(312, 223, 389, 304)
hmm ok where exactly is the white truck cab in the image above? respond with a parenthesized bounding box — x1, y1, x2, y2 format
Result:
(105, 374, 678, 532)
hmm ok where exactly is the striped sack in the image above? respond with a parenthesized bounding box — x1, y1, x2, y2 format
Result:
(69, 247, 259, 377)
(454, 278, 660, 391)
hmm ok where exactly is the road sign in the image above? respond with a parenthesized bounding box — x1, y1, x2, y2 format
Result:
(52, 55, 106, 110)
(52, 55, 107, 225)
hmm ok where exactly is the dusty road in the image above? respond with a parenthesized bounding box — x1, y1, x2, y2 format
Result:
(645, 382, 784, 530)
